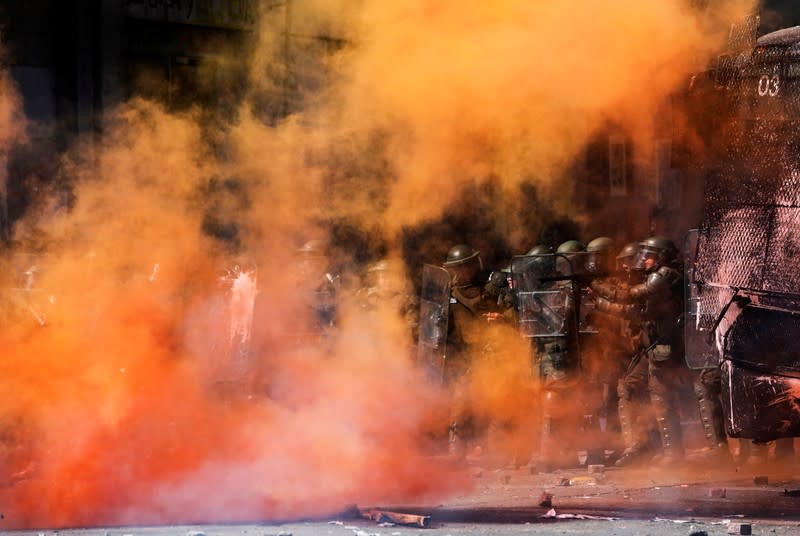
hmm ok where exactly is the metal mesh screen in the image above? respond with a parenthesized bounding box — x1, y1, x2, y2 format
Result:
(696, 107, 800, 298)
(695, 208, 769, 290)
(763, 207, 800, 293)
(688, 36, 800, 373)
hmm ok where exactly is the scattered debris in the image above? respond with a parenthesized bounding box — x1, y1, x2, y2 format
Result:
(568, 476, 598, 486)
(538, 492, 554, 507)
(753, 476, 769, 485)
(541, 508, 617, 521)
(360, 508, 430, 528)
(713, 517, 745, 525)
(653, 517, 692, 524)
(377, 522, 395, 527)
(783, 488, 800, 497)
(709, 488, 727, 498)
(728, 522, 752, 535)
(327, 521, 344, 526)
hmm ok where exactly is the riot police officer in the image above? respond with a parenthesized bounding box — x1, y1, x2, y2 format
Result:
(533, 240, 584, 470)
(441, 244, 501, 459)
(583, 237, 624, 453)
(612, 242, 656, 465)
(590, 241, 653, 466)
(592, 237, 685, 465)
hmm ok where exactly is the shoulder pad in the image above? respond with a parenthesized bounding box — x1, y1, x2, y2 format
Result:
(656, 266, 682, 284)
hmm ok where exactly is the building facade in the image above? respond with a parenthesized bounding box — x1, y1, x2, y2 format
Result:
(0, 0, 259, 241)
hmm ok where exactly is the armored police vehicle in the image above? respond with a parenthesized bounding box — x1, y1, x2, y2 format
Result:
(683, 21, 800, 441)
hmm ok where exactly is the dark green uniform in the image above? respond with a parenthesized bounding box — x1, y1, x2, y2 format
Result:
(593, 260, 685, 463)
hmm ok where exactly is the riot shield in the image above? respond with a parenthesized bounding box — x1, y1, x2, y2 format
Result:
(416, 264, 451, 380)
(200, 258, 259, 397)
(572, 251, 598, 335)
(511, 253, 578, 338)
(683, 229, 722, 369)
(225, 264, 258, 362)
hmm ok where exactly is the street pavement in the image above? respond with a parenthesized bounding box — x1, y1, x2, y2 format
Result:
(4, 454, 800, 535)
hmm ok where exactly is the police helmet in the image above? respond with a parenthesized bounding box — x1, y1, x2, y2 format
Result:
(586, 237, 615, 253)
(586, 237, 615, 273)
(526, 244, 552, 256)
(616, 242, 639, 260)
(443, 244, 480, 267)
(635, 236, 678, 271)
(556, 240, 585, 254)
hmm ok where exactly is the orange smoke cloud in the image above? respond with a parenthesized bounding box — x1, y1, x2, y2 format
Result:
(242, 0, 756, 236)
(0, 96, 464, 527)
(0, 0, 758, 529)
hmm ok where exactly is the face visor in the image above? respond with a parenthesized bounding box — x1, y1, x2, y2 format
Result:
(446, 256, 482, 287)
(633, 247, 661, 271)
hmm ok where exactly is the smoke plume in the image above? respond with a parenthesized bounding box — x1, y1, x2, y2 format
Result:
(0, 0, 756, 529)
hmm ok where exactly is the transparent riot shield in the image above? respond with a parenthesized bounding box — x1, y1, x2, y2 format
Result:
(225, 263, 258, 362)
(572, 251, 598, 335)
(416, 264, 451, 380)
(511, 253, 578, 338)
(200, 257, 259, 398)
(683, 229, 720, 369)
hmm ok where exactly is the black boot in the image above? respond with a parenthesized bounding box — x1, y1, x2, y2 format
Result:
(695, 376, 728, 450)
(694, 393, 731, 463)
(614, 396, 650, 467)
(652, 393, 684, 466)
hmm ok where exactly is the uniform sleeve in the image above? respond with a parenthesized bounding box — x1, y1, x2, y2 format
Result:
(591, 278, 618, 300)
(628, 269, 673, 301)
(595, 295, 640, 319)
